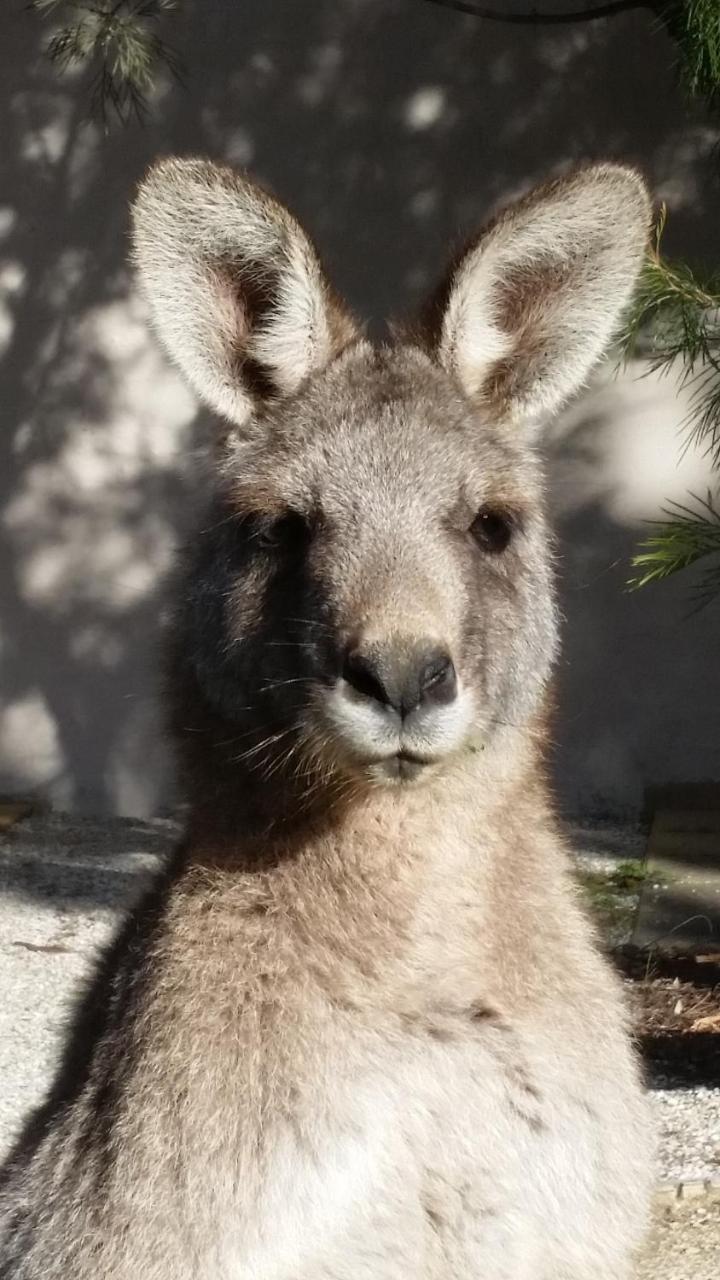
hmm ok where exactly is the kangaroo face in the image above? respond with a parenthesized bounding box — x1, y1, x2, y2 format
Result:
(191, 346, 553, 785)
(133, 159, 649, 790)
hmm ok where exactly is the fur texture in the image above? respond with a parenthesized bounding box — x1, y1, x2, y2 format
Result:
(0, 158, 653, 1279)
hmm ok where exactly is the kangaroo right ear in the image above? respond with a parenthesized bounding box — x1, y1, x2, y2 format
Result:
(131, 158, 358, 430)
(420, 164, 651, 429)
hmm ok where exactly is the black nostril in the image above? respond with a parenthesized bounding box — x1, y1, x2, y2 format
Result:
(342, 644, 457, 716)
(420, 653, 457, 707)
(342, 649, 392, 707)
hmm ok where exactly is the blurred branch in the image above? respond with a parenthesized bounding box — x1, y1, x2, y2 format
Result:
(30, 0, 183, 127)
(421, 1, 649, 24)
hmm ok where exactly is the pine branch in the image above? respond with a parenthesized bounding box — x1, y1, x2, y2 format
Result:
(629, 492, 720, 606)
(31, 1, 183, 127)
(659, 1, 720, 105)
(620, 208, 720, 468)
(621, 210, 720, 600)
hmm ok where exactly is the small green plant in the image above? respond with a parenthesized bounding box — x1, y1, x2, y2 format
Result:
(576, 859, 650, 944)
(611, 859, 651, 890)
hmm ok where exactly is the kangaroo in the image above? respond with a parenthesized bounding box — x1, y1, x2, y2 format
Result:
(0, 158, 653, 1279)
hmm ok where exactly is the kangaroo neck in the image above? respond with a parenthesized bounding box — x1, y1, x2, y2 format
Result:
(181, 724, 548, 874)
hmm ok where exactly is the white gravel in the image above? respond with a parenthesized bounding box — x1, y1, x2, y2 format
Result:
(1, 812, 718, 1187)
(652, 1089, 720, 1186)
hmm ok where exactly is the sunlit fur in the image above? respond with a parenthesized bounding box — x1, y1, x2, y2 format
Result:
(0, 159, 653, 1279)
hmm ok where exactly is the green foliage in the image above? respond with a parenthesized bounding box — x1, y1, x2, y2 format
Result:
(629, 494, 720, 602)
(621, 211, 720, 602)
(660, 0, 720, 107)
(611, 859, 651, 889)
(576, 859, 648, 944)
(621, 4, 720, 602)
(31, 1, 182, 126)
(622, 209, 720, 465)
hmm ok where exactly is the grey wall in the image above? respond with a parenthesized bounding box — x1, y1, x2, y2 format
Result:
(1, 0, 718, 818)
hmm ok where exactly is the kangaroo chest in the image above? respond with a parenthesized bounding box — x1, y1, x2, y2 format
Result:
(116, 946, 594, 1280)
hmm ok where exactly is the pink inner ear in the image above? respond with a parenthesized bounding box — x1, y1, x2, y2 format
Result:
(209, 265, 252, 357)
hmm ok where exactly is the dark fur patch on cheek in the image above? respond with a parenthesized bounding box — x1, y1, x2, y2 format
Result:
(179, 499, 341, 736)
(225, 564, 273, 642)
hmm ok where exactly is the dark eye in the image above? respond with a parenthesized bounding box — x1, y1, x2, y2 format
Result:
(469, 507, 514, 554)
(252, 511, 310, 552)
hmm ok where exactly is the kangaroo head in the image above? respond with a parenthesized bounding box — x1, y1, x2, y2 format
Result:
(132, 159, 649, 798)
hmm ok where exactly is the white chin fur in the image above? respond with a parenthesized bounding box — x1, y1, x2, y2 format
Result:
(320, 680, 475, 767)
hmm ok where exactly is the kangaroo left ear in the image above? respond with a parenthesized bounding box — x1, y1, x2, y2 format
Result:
(422, 165, 651, 427)
(131, 158, 358, 433)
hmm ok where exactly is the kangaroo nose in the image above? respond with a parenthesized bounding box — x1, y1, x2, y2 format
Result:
(342, 643, 457, 716)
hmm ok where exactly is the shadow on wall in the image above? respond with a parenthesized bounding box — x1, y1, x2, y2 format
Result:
(0, 0, 718, 816)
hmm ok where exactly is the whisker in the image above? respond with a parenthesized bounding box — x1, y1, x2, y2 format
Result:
(283, 616, 335, 635)
(230, 725, 297, 766)
(257, 676, 314, 694)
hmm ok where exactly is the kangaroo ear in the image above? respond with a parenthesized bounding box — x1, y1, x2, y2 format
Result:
(424, 165, 651, 427)
(131, 158, 358, 429)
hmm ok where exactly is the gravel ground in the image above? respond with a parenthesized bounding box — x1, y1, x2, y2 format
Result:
(1, 812, 718, 1195)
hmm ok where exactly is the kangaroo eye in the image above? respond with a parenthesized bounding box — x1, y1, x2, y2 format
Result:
(469, 508, 514, 554)
(252, 511, 309, 551)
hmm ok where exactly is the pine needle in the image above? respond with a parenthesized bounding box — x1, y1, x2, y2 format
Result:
(629, 491, 720, 607)
(659, 0, 720, 107)
(621, 203, 720, 602)
(620, 208, 720, 469)
(31, 1, 183, 127)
